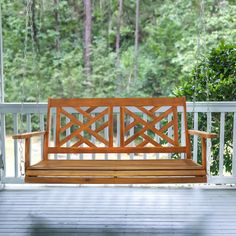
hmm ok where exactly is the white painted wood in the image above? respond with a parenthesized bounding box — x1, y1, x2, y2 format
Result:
(39, 113, 44, 131)
(13, 114, 19, 177)
(155, 113, 160, 159)
(187, 102, 236, 112)
(91, 113, 96, 160)
(233, 112, 236, 177)
(208, 176, 236, 184)
(116, 112, 121, 160)
(52, 113, 57, 160)
(1, 114, 6, 179)
(39, 114, 45, 161)
(207, 112, 212, 175)
(181, 112, 185, 159)
(104, 114, 108, 160)
(129, 116, 134, 160)
(193, 112, 198, 162)
(2, 177, 24, 184)
(143, 114, 147, 160)
(1, 101, 236, 113)
(1, 187, 236, 235)
(26, 113, 31, 132)
(26, 113, 32, 164)
(219, 112, 225, 177)
(65, 116, 71, 160)
(167, 114, 172, 159)
(0, 4, 4, 103)
(79, 114, 83, 160)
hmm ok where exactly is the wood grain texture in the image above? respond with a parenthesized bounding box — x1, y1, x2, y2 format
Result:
(26, 169, 206, 177)
(188, 130, 218, 139)
(49, 97, 186, 107)
(201, 137, 207, 171)
(12, 131, 46, 139)
(29, 159, 202, 170)
(47, 146, 187, 154)
(188, 130, 217, 171)
(11, 97, 215, 183)
(24, 138, 30, 169)
(25, 176, 207, 184)
(26, 159, 206, 183)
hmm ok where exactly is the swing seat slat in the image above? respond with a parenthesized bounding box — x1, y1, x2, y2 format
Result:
(25, 159, 206, 184)
(13, 97, 217, 184)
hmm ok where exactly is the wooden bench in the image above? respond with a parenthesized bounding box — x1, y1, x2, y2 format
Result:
(13, 97, 217, 184)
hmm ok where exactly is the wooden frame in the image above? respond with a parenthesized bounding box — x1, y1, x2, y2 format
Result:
(13, 131, 46, 169)
(188, 130, 217, 171)
(12, 97, 217, 184)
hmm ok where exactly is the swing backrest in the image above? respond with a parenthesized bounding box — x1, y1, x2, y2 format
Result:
(43, 97, 190, 158)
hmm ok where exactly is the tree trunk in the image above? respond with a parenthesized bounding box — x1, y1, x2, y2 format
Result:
(116, 0, 123, 67)
(31, 0, 39, 51)
(83, 0, 92, 79)
(53, 0, 60, 53)
(134, 0, 140, 82)
(107, 0, 112, 50)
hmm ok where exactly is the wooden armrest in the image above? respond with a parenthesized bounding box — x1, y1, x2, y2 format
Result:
(189, 130, 217, 170)
(188, 130, 217, 139)
(12, 131, 46, 139)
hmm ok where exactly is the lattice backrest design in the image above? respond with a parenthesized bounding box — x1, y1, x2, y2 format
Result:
(120, 105, 179, 148)
(46, 97, 188, 154)
(48, 101, 113, 148)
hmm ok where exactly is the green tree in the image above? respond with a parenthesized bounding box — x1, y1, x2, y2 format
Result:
(2, 0, 236, 101)
(174, 42, 236, 175)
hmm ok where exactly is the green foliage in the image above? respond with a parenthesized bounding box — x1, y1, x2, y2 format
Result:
(90, 38, 117, 97)
(174, 1, 236, 75)
(174, 42, 236, 100)
(174, 42, 236, 175)
(2, 0, 236, 101)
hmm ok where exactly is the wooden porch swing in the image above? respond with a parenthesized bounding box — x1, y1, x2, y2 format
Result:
(12, 97, 217, 184)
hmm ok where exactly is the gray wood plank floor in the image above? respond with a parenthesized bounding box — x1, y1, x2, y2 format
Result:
(0, 186, 236, 236)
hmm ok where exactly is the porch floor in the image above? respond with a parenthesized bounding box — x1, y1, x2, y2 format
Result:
(0, 186, 236, 236)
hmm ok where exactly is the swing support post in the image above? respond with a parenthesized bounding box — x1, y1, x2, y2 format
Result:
(0, 0, 4, 103)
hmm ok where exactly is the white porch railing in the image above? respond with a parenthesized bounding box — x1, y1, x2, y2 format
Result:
(0, 101, 236, 184)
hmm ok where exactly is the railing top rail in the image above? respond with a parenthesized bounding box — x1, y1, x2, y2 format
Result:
(186, 101, 236, 112)
(0, 101, 236, 113)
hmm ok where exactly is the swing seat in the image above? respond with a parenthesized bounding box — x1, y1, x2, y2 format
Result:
(13, 97, 217, 184)
(26, 159, 206, 184)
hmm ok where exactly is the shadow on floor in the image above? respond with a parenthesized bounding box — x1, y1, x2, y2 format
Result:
(29, 214, 209, 236)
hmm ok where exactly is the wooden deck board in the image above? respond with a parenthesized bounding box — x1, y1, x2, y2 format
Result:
(0, 187, 236, 235)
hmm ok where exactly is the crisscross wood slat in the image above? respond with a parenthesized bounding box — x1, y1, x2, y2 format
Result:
(12, 97, 218, 184)
(121, 106, 178, 147)
(57, 107, 111, 148)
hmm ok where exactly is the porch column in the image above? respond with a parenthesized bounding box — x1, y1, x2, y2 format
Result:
(0, 0, 3, 102)
(0, 0, 5, 184)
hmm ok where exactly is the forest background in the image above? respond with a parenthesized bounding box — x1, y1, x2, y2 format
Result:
(1, 0, 235, 102)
